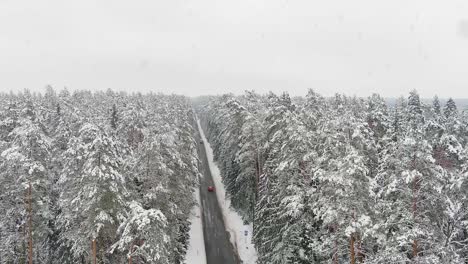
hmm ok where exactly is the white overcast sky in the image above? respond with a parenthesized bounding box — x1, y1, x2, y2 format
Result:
(1, 0, 468, 98)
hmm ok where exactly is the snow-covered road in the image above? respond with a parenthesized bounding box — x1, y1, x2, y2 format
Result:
(185, 118, 258, 264)
(184, 188, 207, 264)
(195, 120, 239, 264)
(197, 119, 258, 264)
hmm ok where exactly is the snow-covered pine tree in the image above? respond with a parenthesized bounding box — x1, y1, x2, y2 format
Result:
(312, 94, 374, 263)
(119, 95, 199, 264)
(444, 98, 458, 120)
(0, 98, 52, 263)
(253, 92, 298, 264)
(273, 106, 319, 263)
(429, 99, 468, 262)
(111, 200, 170, 263)
(58, 123, 128, 263)
(236, 111, 263, 222)
(371, 91, 444, 263)
(156, 96, 199, 263)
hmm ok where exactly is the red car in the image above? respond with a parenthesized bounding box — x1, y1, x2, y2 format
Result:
(207, 186, 215, 192)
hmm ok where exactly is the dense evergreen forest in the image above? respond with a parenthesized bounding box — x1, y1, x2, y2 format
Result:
(196, 89, 468, 263)
(1, 87, 467, 264)
(0, 87, 200, 263)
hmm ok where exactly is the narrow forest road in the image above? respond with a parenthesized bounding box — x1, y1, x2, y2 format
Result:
(196, 126, 240, 264)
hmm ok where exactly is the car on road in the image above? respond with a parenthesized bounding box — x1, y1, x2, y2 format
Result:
(207, 186, 215, 192)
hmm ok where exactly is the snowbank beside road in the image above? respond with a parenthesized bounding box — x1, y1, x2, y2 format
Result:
(197, 119, 258, 264)
(184, 188, 207, 264)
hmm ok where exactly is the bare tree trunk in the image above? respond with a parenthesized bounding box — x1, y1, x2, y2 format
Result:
(412, 176, 418, 260)
(254, 154, 259, 194)
(333, 238, 338, 264)
(257, 143, 262, 179)
(129, 242, 134, 264)
(350, 234, 355, 264)
(412, 240, 418, 260)
(28, 182, 33, 264)
(332, 223, 338, 264)
(255, 141, 261, 194)
(92, 239, 97, 264)
(253, 152, 258, 232)
(253, 142, 261, 233)
(410, 156, 419, 261)
(23, 196, 27, 263)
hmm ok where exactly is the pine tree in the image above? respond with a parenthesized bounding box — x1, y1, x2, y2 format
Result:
(433, 96, 441, 116)
(111, 201, 170, 263)
(236, 113, 263, 222)
(313, 95, 374, 263)
(444, 98, 458, 119)
(58, 123, 128, 262)
(371, 91, 443, 262)
(254, 92, 298, 263)
(0, 99, 52, 263)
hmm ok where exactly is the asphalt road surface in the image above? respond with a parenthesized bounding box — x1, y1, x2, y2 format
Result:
(196, 133, 239, 264)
